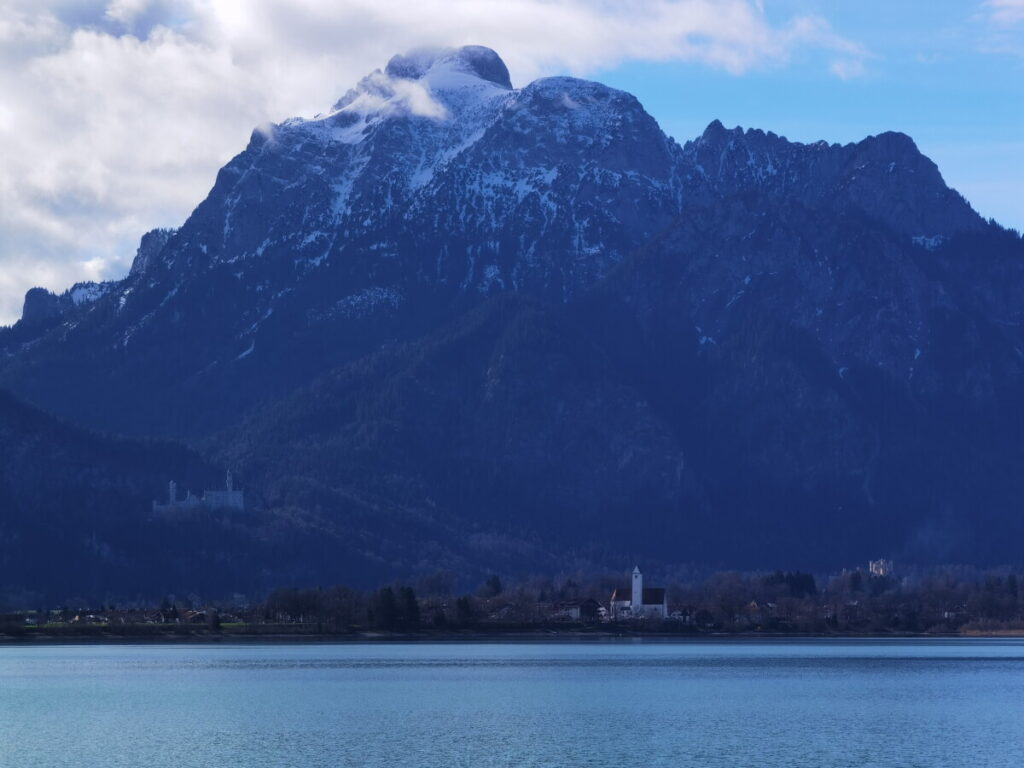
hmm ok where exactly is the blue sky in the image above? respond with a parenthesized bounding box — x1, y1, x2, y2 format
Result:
(595, 2, 1023, 229)
(0, 1, 1021, 325)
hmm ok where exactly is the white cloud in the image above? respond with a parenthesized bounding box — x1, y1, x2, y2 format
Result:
(0, 0, 868, 325)
(829, 57, 866, 80)
(983, 0, 1024, 27)
(977, 0, 1024, 56)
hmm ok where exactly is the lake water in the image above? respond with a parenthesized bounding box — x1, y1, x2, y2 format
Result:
(2, 639, 1024, 767)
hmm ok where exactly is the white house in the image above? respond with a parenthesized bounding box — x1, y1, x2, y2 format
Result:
(609, 566, 668, 620)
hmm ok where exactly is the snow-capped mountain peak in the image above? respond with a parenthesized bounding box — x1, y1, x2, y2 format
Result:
(384, 46, 513, 90)
(284, 47, 513, 147)
(4, 45, 995, 442)
(337, 46, 510, 115)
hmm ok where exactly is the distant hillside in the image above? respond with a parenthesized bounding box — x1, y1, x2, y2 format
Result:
(0, 390, 398, 605)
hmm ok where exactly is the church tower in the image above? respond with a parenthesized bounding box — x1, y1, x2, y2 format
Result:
(631, 566, 643, 612)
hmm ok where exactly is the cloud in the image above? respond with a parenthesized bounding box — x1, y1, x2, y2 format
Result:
(829, 57, 867, 80)
(340, 70, 451, 121)
(0, 0, 868, 325)
(983, 0, 1024, 27)
(977, 0, 1024, 56)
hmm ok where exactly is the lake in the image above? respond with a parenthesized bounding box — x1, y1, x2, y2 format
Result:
(2, 639, 1023, 767)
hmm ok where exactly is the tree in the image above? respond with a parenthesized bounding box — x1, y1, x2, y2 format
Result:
(206, 609, 221, 630)
(372, 587, 399, 630)
(398, 586, 420, 630)
(416, 570, 456, 597)
(455, 596, 475, 625)
(479, 575, 503, 598)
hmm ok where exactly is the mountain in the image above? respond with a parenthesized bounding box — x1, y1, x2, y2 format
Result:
(0, 46, 685, 438)
(2, 46, 982, 440)
(212, 202, 1024, 571)
(1, 46, 1022, 595)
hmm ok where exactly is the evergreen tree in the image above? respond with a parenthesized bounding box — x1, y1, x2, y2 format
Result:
(484, 575, 503, 597)
(373, 587, 399, 630)
(398, 586, 420, 630)
(455, 596, 475, 625)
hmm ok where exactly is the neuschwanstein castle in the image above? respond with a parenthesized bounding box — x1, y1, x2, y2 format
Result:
(152, 471, 244, 513)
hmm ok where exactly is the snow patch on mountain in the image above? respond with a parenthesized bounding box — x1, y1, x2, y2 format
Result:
(68, 282, 113, 306)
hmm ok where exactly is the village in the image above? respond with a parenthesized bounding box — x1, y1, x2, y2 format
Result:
(5, 561, 1024, 640)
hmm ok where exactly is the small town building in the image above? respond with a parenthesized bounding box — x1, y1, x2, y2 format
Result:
(552, 598, 602, 622)
(609, 566, 668, 620)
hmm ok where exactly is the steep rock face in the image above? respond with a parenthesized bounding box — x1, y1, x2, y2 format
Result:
(167, 49, 682, 304)
(19, 282, 116, 326)
(20, 288, 62, 325)
(680, 121, 982, 239)
(128, 227, 177, 278)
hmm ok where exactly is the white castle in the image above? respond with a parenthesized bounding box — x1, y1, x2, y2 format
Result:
(152, 471, 244, 513)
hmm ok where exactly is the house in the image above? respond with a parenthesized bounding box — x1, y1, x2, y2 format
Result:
(552, 598, 602, 622)
(609, 567, 668, 620)
(668, 608, 692, 624)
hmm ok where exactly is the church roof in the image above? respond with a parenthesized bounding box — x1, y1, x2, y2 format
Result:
(610, 587, 666, 605)
(641, 587, 665, 605)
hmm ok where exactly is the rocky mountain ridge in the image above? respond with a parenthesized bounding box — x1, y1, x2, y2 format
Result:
(0, 47, 1020, 595)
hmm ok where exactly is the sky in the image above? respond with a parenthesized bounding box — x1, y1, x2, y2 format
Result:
(0, 0, 1021, 326)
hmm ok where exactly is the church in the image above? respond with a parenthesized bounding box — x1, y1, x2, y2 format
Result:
(609, 566, 668, 620)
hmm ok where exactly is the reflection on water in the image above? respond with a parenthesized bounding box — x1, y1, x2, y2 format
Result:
(2, 640, 1024, 767)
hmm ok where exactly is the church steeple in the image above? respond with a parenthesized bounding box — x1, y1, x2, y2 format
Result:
(631, 566, 643, 609)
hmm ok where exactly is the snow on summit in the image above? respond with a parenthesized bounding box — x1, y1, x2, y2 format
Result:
(284, 46, 515, 145)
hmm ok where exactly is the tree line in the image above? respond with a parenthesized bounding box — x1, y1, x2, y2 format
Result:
(253, 565, 1024, 634)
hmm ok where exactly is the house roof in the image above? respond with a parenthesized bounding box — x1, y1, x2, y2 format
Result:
(641, 587, 666, 605)
(555, 598, 601, 608)
(610, 587, 666, 605)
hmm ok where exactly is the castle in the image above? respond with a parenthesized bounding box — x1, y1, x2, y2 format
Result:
(152, 471, 244, 513)
(869, 558, 895, 577)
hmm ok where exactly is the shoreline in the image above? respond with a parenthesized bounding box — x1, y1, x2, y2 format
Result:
(4, 627, 1024, 645)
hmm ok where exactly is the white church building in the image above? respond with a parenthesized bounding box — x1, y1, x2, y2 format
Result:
(609, 566, 668, 620)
